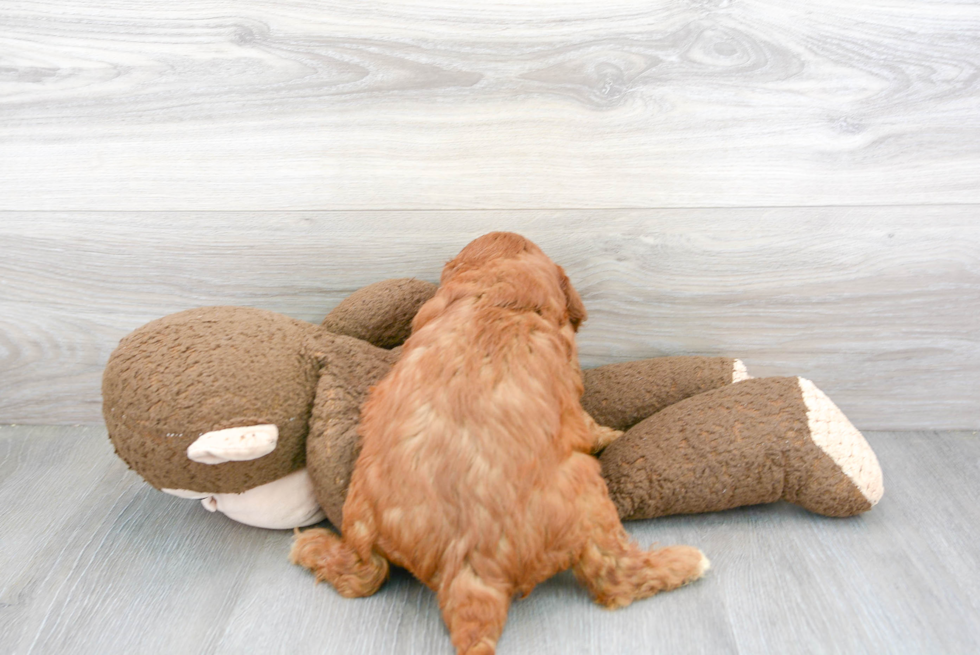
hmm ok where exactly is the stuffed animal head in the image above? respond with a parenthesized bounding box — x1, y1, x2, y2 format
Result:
(102, 279, 436, 529)
(103, 306, 319, 495)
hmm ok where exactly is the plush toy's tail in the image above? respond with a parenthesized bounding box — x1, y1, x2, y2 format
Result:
(289, 527, 389, 598)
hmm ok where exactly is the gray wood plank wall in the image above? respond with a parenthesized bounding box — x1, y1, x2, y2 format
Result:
(2, 0, 980, 209)
(1, 1, 978, 429)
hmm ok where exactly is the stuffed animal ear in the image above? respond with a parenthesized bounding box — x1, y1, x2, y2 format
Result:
(186, 424, 279, 465)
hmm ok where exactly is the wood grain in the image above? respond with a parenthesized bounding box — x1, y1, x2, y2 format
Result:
(1, 1, 979, 209)
(1, 209, 976, 429)
(2, 426, 979, 654)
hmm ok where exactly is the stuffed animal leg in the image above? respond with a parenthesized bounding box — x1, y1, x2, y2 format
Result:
(598, 376, 884, 519)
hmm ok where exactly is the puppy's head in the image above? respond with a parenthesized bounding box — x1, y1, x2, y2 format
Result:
(438, 232, 537, 285)
(556, 264, 586, 331)
(414, 232, 586, 332)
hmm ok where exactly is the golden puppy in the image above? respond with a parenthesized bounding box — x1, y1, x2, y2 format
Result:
(291, 232, 708, 654)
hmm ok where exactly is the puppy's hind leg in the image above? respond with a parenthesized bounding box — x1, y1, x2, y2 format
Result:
(289, 487, 389, 598)
(438, 564, 513, 655)
(289, 527, 389, 597)
(572, 472, 709, 609)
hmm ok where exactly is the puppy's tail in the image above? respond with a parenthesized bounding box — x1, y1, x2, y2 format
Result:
(290, 527, 389, 598)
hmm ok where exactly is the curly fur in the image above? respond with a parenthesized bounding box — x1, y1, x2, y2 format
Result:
(291, 232, 708, 654)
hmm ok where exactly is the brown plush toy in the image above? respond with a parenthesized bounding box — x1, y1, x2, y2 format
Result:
(103, 278, 882, 530)
(103, 279, 434, 528)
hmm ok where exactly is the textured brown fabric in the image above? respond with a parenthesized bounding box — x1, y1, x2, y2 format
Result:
(104, 291, 873, 525)
(305, 333, 399, 528)
(582, 357, 737, 431)
(103, 307, 321, 494)
(103, 302, 406, 505)
(321, 278, 438, 349)
(599, 377, 872, 519)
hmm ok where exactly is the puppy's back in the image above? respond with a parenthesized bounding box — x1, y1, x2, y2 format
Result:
(356, 262, 588, 588)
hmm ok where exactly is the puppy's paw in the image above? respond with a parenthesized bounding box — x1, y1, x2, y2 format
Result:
(290, 527, 389, 597)
(289, 527, 338, 571)
(695, 550, 711, 578)
(652, 545, 710, 588)
(461, 640, 496, 655)
(588, 423, 624, 454)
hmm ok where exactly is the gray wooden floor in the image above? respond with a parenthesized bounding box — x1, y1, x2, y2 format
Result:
(2, 426, 978, 654)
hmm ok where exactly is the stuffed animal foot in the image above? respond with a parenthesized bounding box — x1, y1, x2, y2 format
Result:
(584, 412, 624, 454)
(600, 377, 884, 519)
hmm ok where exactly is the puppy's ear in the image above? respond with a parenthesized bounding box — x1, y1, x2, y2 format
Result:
(412, 284, 466, 333)
(412, 294, 448, 333)
(558, 266, 587, 331)
(439, 257, 462, 286)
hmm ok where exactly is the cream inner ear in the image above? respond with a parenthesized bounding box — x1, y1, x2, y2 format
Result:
(186, 424, 279, 465)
